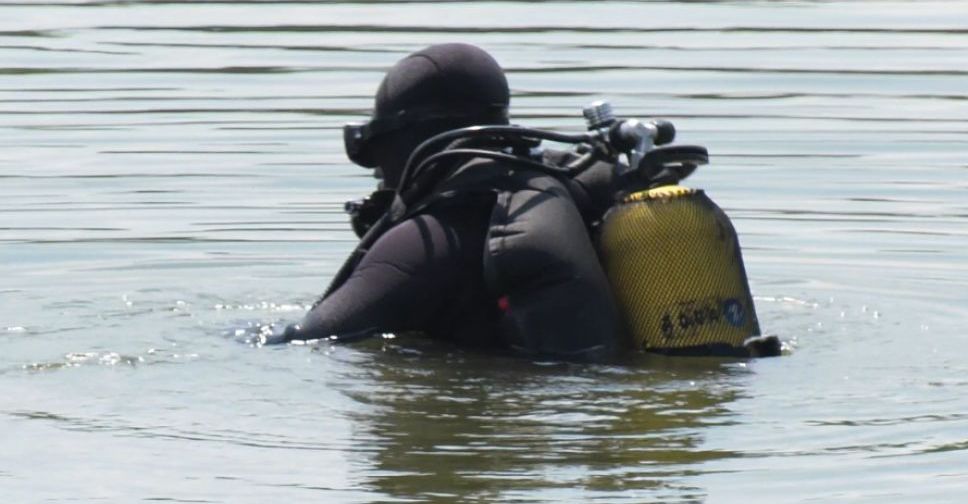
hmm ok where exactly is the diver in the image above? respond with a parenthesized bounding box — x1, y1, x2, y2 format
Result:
(268, 43, 780, 359)
(272, 43, 626, 360)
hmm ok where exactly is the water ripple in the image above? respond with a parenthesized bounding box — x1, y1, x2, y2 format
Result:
(806, 413, 968, 427)
(88, 24, 968, 36)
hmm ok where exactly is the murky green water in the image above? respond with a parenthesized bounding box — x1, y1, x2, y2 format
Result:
(2, 1, 967, 502)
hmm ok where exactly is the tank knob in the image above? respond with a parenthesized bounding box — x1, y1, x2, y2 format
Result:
(582, 100, 616, 130)
(651, 119, 676, 146)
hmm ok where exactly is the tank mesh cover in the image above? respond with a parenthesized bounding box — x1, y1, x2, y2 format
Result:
(599, 186, 760, 350)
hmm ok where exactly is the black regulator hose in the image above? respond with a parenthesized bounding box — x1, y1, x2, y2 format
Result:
(411, 149, 572, 191)
(400, 125, 598, 190)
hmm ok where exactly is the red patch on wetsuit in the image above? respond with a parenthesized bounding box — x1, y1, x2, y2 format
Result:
(497, 295, 510, 312)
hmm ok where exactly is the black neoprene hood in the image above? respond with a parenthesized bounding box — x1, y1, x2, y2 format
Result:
(346, 43, 510, 167)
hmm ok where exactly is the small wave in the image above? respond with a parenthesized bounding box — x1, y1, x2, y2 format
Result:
(755, 295, 820, 308)
(806, 412, 968, 427)
(6, 409, 363, 453)
(215, 301, 309, 313)
(23, 351, 144, 371)
(20, 347, 206, 373)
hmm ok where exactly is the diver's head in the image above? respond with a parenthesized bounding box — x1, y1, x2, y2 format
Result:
(343, 43, 510, 189)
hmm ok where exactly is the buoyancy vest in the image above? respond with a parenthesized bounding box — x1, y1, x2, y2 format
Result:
(418, 158, 625, 359)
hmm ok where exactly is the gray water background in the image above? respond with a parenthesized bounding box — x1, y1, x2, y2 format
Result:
(2, 1, 967, 502)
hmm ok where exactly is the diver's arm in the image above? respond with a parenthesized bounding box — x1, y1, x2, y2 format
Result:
(284, 214, 461, 342)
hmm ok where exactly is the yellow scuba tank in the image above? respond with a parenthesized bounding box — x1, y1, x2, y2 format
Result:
(598, 184, 760, 351)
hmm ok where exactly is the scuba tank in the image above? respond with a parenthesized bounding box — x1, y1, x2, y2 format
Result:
(581, 102, 762, 354)
(599, 184, 760, 352)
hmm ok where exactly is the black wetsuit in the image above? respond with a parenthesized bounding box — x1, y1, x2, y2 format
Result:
(288, 155, 627, 358)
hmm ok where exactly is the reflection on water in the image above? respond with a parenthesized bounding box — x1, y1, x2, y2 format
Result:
(336, 343, 744, 501)
(2, 0, 968, 502)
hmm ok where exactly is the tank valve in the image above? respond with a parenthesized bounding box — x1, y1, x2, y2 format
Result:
(582, 100, 616, 130)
